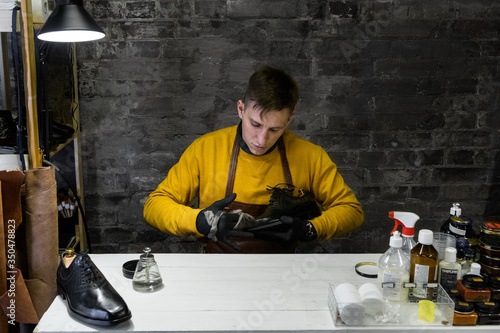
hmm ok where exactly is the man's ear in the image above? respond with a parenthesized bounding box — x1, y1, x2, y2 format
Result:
(286, 112, 295, 127)
(237, 100, 245, 118)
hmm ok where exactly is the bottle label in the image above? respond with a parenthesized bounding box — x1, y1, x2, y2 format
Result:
(440, 268, 459, 289)
(449, 223, 466, 236)
(414, 264, 430, 285)
(382, 271, 403, 301)
(413, 264, 430, 298)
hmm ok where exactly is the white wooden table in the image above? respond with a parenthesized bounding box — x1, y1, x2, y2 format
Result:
(34, 253, 499, 332)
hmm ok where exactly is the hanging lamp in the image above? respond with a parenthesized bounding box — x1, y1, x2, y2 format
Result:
(37, 0, 105, 42)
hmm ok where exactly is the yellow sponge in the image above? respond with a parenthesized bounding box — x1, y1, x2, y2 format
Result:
(418, 300, 436, 322)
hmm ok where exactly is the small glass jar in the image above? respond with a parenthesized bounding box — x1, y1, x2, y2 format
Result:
(453, 300, 477, 326)
(475, 301, 500, 325)
(132, 247, 163, 292)
(457, 275, 490, 302)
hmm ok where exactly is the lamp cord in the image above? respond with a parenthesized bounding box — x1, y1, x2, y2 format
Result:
(11, 6, 26, 171)
(43, 159, 92, 253)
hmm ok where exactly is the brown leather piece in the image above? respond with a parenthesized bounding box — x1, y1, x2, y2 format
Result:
(0, 170, 25, 230)
(0, 268, 39, 324)
(225, 201, 267, 218)
(24, 167, 58, 321)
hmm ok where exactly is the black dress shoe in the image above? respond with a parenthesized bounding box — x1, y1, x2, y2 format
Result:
(57, 252, 132, 326)
(257, 184, 322, 220)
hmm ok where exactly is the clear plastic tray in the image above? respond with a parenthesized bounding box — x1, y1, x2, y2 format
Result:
(328, 283, 454, 326)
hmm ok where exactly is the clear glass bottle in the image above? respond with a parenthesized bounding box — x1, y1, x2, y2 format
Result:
(132, 247, 163, 292)
(378, 231, 410, 302)
(410, 229, 438, 298)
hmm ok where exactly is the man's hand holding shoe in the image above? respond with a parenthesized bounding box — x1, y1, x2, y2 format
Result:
(249, 216, 318, 245)
(196, 193, 252, 251)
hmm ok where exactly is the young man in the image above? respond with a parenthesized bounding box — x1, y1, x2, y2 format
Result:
(144, 66, 364, 253)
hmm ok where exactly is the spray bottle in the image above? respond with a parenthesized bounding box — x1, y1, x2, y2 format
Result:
(389, 211, 420, 260)
(378, 230, 410, 302)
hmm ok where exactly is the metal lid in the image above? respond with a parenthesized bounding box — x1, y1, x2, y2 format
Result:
(462, 274, 487, 290)
(454, 300, 474, 313)
(474, 301, 500, 314)
(122, 259, 139, 279)
(140, 247, 155, 260)
(481, 221, 500, 235)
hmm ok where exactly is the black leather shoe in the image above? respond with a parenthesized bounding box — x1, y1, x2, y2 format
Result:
(57, 252, 132, 326)
(257, 184, 322, 220)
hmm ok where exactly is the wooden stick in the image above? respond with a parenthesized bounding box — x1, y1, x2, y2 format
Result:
(20, 0, 42, 168)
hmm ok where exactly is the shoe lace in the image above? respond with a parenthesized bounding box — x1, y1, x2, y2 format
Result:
(79, 254, 104, 288)
(265, 184, 294, 207)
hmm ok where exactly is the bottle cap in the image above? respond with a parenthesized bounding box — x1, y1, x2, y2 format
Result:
(418, 229, 434, 245)
(444, 247, 457, 262)
(450, 203, 462, 216)
(389, 230, 403, 248)
(470, 262, 481, 276)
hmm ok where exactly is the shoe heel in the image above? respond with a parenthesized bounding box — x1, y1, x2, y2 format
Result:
(57, 283, 66, 300)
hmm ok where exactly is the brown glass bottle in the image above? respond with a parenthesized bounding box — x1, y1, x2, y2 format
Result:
(410, 229, 439, 298)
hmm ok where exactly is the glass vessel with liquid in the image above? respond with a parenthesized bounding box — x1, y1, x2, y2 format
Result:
(132, 247, 163, 292)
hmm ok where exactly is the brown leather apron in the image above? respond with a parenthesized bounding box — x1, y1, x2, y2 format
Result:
(205, 136, 296, 253)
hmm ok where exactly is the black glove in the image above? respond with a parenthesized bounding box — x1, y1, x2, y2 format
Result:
(196, 193, 252, 251)
(249, 215, 318, 245)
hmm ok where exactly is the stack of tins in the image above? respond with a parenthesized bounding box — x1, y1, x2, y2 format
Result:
(479, 222, 500, 276)
(479, 222, 500, 301)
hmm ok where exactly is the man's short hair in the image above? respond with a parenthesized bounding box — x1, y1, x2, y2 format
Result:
(243, 66, 299, 115)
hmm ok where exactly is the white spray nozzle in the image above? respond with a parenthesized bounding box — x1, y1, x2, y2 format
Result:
(389, 211, 420, 237)
(450, 203, 462, 216)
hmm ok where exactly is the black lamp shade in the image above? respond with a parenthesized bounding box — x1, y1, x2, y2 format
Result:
(37, 0, 105, 42)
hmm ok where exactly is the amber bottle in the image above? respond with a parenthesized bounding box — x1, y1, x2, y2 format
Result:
(410, 229, 439, 298)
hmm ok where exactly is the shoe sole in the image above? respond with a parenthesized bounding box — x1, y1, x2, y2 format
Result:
(57, 282, 132, 326)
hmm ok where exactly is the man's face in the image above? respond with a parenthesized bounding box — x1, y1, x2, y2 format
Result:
(237, 100, 293, 155)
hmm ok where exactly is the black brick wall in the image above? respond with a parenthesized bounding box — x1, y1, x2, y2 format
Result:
(74, 0, 500, 254)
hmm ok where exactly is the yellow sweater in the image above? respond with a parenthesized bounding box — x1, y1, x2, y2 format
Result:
(143, 125, 364, 240)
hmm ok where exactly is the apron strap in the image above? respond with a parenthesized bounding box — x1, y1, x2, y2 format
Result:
(225, 135, 240, 197)
(278, 137, 293, 187)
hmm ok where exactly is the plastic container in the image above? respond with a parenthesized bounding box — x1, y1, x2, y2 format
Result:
(433, 233, 456, 262)
(328, 283, 454, 326)
(410, 229, 439, 298)
(378, 230, 410, 302)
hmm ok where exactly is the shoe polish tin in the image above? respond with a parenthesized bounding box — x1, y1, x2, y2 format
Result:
(122, 260, 139, 279)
